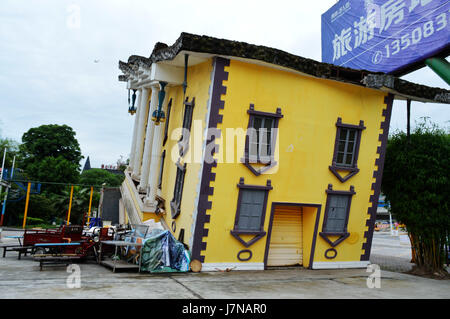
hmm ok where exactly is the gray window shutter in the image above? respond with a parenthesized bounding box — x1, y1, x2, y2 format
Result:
(237, 189, 265, 231)
(324, 195, 349, 233)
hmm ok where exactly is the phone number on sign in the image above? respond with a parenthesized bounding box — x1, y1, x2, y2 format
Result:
(383, 11, 448, 59)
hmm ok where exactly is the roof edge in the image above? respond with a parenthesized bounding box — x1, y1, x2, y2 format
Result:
(120, 32, 450, 104)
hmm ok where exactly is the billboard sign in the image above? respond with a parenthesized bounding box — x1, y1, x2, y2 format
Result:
(322, 0, 450, 74)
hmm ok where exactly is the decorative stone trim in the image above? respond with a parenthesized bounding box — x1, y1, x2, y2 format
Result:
(360, 94, 394, 261)
(191, 57, 230, 263)
(237, 249, 253, 261)
(325, 248, 337, 259)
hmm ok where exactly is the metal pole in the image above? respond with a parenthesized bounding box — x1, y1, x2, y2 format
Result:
(407, 99, 411, 140)
(0, 148, 6, 201)
(87, 186, 93, 226)
(0, 156, 15, 226)
(66, 185, 74, 225)
(425, 57, 450, 85)
(389, 212, 393, 236)
(22, 182, 31, 229)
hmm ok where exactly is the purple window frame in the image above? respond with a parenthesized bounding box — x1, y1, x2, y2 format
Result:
(178, 97, 195, 157)
(329, 118, 366, 183)
(230, 178, 272, 247)
(241, 104, 283, 176)
(319, 184, 355, 247)
(170, 161, 187, 219)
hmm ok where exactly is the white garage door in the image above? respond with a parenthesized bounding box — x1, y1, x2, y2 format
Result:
(267, 205, 303, 266)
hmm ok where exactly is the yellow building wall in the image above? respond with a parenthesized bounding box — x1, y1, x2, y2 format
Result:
(202, 59, 388, 266)
(159, 59, 213, 246)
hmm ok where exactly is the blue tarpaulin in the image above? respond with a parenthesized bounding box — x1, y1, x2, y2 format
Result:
(140, 229, 190, 273)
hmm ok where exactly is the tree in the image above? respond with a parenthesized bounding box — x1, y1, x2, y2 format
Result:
(25, 156, 80, 193)
(381, 121, 449, 276)
(20, 124, 82, 165)
(79, 168, 124, 187)
(19, 124, 83, 189)
(51, 187, 100, 225)
(0, 136, 20, 170)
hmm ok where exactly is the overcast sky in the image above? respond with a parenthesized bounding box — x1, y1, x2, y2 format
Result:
(0, 0, 448, 169)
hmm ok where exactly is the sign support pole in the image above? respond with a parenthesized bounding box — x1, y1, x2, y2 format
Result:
(407, 99, 411, 141)
(425, 57, 450, 85)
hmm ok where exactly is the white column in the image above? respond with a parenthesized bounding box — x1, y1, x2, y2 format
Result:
(128, 89, 142, 172)
(138, 84, 159, 192)
(145, 88, 169, 207)
(131, 88, 150, 180)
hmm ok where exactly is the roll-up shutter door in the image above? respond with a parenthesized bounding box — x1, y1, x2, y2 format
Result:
(267, 205, 303, 266)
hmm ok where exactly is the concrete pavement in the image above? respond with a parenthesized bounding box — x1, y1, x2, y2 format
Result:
(370, 231, 414, 273)
(0, 229, 449, 299)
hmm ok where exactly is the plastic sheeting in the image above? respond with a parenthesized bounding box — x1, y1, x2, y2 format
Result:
(140, 229, 190, 273)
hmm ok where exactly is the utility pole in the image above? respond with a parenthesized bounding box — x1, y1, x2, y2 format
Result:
(0, 149, 6, 200)
(0, 156, 15, 226)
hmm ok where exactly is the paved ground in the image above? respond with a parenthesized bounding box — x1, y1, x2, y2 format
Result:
(370, 231, 414, 273)
(0, 229, 449, 299)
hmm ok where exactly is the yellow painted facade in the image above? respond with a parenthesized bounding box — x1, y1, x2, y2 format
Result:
(134, 57, 390, 269)
(159, 60, 213, 245)
(192, 59, 388, 267)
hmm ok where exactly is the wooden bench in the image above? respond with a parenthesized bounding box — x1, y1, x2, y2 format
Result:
(1, 244, 34, 259)
(33, 255, 82, 271)
(32, 243, 82, 270)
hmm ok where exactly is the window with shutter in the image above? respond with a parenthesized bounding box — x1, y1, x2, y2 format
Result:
(162, 99, 172, 146)
(178, 97, 195, 157)
(236, 189, 266, 231)
(319, 184, 355, 248)
(321, 184, 355, 235)
(242, 104, 283, 176)
(323, 195, 349, 233)
(170, 162, 186, 219)
(158, 150, 166, 190)
(230, 178, 272, 247)
(329, 118, 366, 183)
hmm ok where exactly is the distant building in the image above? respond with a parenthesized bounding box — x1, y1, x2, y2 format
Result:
(82, 156, 91, 173)
(99, 187, 121, 225)
(81, 156, 124, 176)
(377, 194, 390, 221)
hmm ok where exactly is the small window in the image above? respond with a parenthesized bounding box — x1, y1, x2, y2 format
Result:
(230, 178, 272, 247)
(322, 185, 355, 235)
(329, 118, 366, 183)
(158, 150, 166, 190)
(236, 189, 266, 231)
(178, 97, 195, 157)
(162, 99, 172, 146)
(323, 195, 350, 233)
(242, 104, 283, 175)
(170, 162, 186, 219)
(336, 128, 358, 167)
(248, 116, 275, 164)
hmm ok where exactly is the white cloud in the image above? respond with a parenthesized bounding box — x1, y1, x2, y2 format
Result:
(0, 0, 448, 169)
